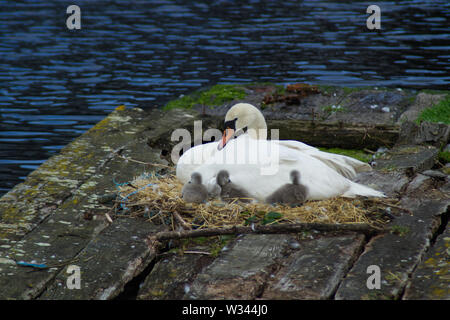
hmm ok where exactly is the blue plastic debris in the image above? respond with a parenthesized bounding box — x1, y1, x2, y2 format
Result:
(113, 175, 154, 212)
(16, 261, 48, 269)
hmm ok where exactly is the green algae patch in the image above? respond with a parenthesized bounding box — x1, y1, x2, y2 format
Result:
(318, 147, 372, 163)
(416, 95, 450, 125)
(163, 84, 247, 110)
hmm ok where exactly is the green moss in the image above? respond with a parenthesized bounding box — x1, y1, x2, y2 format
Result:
(341, 86, 366, 95)
(390, 225, 410, 236)
(178, 235, 236, 258)
(379, 164, 398, 173)
(385, 271, 404, 285)
(321, 105, 348, 114)
(416, 95, 450, 125)
(318, 147, 372, 163)
(438, 151, 450, 164)
(419, 89, 450, 95)
(209, 235, 236, 257)
(273, 84, 286, 95)
(149, 289, 165, 297)
(163, 84, 247, 110)
(361, 291, 395, 300)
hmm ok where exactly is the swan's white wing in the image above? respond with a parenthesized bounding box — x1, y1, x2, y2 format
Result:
(176, 141, 219, 183)
(343, 181, 385, 198)
(276, 139, 318, 152)
(305, 149, 371, 179)
(278, 140, 371, 179)
(195, 136, 356, 201)
(178, 135, 382, 201)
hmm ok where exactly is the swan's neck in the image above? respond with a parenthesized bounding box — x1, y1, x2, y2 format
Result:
(247, 127, 267, 140)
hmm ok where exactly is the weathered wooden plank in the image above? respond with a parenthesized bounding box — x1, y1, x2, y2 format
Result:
(261, 233, 365, 299)
(0, 108, 203, 299)
(0, 107, 203, 251)
(405, 173, 449, 200)
(403, 224, 449, 300)
(0, 160, 142, 299)
(268, 120, 399, 150)
(334, 198, 449, 300)
(39, 218, 160, 300)
(201, 115, 399, 150)
(0, 107, 149, 249)
(185, 234, 290, 300)
(373, 145, 439, 174)
(354, 170, 410, 198)
(137, 252, 214, 300)
(397, 121, 450, 148)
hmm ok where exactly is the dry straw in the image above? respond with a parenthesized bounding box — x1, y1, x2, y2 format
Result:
(116, 171, 392, 230)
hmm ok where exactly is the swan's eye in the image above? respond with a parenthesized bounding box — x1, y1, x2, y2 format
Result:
(224, 118, 237, 131)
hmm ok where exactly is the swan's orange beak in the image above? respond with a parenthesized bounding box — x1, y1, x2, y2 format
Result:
(218, 128, 235, 150)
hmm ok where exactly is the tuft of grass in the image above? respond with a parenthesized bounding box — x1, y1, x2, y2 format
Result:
(321, 105, 347, 114)
(419, 89, 450, 95)
(416, 95, 450, 125)
(319, 147, 372, 163)
(390, 225, 410, 236)
(379, 164, 398, 173)
(209, 235, 235, 257)
(163, 84, 246, 110)
(438, 151, 450, 164)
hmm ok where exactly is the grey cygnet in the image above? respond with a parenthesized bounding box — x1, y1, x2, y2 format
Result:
(207, 183, 222, 199)
(265, 170, 308, 206)
(216, 170, 252, 203)
(181, 172, 208, 203)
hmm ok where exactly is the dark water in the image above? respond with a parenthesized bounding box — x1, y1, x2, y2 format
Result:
(0, 0, 449, 195)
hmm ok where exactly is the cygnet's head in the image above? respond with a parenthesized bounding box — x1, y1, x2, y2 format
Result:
(216, 170, 231, 187)
(190, 172, 202, 184)
(290, 170, 300, 184)
(218, 103, 267, 150)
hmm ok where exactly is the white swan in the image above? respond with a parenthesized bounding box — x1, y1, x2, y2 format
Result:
(176, 103, 384, 201)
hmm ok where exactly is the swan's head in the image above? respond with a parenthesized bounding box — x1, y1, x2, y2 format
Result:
(290, 170, 300, 185)
(216, 170, 230, 187)
(218, 103, 267, 150)
(190, 172, 202, 184)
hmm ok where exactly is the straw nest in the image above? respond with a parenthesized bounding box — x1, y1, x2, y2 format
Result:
(115, 171, 394, 230)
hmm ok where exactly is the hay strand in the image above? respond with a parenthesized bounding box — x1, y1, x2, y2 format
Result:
(115, 172, 396, 233)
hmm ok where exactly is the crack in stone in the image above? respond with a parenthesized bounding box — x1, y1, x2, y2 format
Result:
(398, 205, 449, 300)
